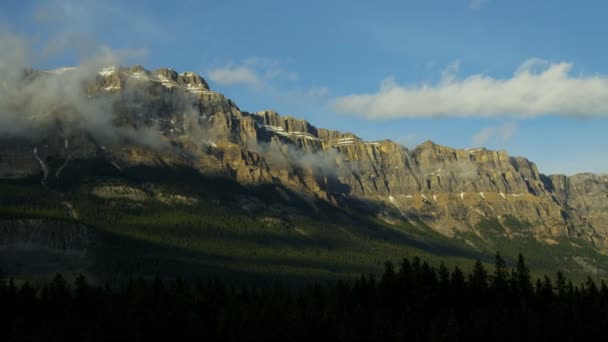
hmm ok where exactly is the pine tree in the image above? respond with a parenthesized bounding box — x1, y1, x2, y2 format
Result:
(516, 254, 532, 295)
(451, 266, 465, 291)
(585, 277, 598, 297)
(438, 262, 451, 289)
(492, 252, 508, 291)
(469, 260, 488, 291)
(555, 271, 567, 297)
(381, 261, 396, 285)
(74, 274, 90, 299)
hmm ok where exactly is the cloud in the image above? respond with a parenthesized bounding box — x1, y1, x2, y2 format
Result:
(208, 66, 261, 87)
(207, 58, 298, 89)
(332, 58, 608, 119)
(33, 0, 167, 54)
(207, 57, 329, 116)
(469, 0, 487, 10)
(396, 134, 422, 149)
(472, 122, 517, 147)
(472, 127, 494, 147)
(0, 16, 174, 151)
(248, 139, 341, 177)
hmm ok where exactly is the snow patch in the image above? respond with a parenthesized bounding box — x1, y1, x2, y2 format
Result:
(33, 147, 48, 185)
(99, 66, 117, 77)
(155, 74, 178, 88)
(333, 137, 361, 146)
(186, 83, 207, 94)
(130, 71, 150, 81)
(257, 124, 320, 141)
(202, 140, 217, 148)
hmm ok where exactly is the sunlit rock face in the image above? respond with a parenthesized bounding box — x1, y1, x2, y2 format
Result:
(1, 65, 607, 249)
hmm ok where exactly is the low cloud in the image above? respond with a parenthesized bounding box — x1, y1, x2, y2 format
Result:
(0, 26, 172, 150)
(248, 139, 341, 177)
(472, 122, 516, 147)
(332, 58, 608, 119)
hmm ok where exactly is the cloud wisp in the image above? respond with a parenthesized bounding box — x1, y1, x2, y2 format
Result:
(332, 59, 608, 119)
(208, 66, 262, 88)
(472, 122, 517, 147)
(469, 0, 487, 10)
(207, 58, 298, 89)
(0, 25, 173, 150)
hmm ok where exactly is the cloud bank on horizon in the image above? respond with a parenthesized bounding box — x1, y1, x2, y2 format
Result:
(332, 58, 608, 119)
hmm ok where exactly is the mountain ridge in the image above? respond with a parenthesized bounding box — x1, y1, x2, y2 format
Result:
(1, 64, 607, 280)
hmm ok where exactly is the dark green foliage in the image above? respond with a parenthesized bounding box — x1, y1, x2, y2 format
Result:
(2, 165, 608, 285)
(492, 251, 509, 290)
(2, 254, 608, 341)
(516, 253, 533, 295)
(469, 259, 488, 290)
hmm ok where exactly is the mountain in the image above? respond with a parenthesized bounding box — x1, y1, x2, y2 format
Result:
(1, 65, 607, 282)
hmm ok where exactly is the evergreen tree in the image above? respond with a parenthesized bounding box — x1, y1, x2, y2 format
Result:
(516, 254, 532, 295)
(492, 251, 508, 291)
(437, 262, 450, 289)
(469, 260, 488, 291)
(74, 274, 90, 299)
(381, 261, 396, 285)
(451, 266, 466, 291)
(585, 277, 598, 297)
(555, 271, 567, 297)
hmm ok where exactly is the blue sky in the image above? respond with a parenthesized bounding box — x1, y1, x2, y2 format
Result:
(2, 0, 608, 175)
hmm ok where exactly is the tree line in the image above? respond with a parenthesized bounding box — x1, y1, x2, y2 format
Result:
(1, 253, 608, 341)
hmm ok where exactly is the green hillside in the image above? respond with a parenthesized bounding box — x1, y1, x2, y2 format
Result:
(1, 162, 607, 285)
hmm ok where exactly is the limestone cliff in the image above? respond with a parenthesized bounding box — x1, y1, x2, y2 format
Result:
(1, 65, 607, 250)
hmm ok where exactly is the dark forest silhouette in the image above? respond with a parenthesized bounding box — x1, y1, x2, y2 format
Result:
(2, 253, 607, 341)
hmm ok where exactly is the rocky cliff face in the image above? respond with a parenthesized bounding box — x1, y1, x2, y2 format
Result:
(2, 65, 607, 250)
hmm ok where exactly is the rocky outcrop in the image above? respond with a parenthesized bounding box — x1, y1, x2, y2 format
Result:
(2, 65, 608, 250)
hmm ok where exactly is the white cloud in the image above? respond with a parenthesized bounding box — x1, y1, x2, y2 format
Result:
(332, 58, 608, 119)
(472, 122, 517, 147)
(208, 66, 262, 87)
(206, 58, 329, 115)
(207, 58, 298, 89)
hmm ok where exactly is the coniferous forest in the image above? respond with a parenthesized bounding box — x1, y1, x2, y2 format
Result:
(2, 253, 608, 341)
